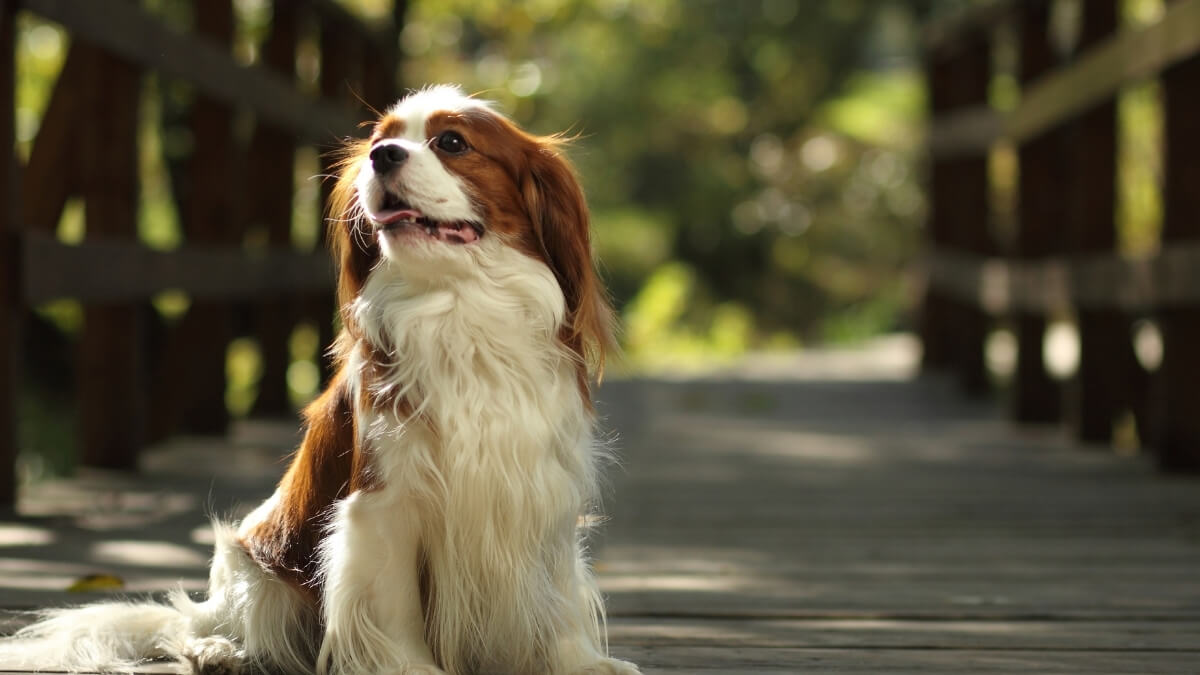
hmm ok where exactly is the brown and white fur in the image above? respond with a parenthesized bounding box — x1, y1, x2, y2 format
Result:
(0, 85, 639, 675)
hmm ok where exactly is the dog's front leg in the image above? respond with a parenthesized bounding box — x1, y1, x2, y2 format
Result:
(316, 492, 443, 675)
(555, 548, 642, 675)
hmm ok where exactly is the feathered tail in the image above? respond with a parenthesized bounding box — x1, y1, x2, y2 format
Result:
(0, 599, 192, 672)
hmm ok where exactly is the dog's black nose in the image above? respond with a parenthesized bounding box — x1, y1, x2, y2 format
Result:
(370, 143, 408, 174)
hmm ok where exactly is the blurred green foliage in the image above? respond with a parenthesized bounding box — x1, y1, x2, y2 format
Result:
(13, 1, 954, 383)
(392, 0, 944, 365)
(1117, 0, 1166, 257)
(10, 0, 1174, 438)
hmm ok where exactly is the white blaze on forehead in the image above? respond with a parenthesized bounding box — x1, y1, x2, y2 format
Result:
(385, 85, 497, 142)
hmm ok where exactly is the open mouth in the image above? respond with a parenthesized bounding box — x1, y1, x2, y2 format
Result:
(371, 192, 483, 245)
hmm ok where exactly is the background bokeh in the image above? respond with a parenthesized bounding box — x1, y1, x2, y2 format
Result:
(10, 0, 1170, 478)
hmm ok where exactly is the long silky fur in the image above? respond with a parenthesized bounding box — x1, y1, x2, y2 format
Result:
(0, 85, 635, 675)
(0, 602, 185, 671)
(181, 522, 318, 674)
(342, 237, 605, 673)
(0, 522, 317, 674)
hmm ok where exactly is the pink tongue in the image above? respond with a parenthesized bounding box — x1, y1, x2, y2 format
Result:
(373, 205, 479, 243)
(438, 224, 479, 244)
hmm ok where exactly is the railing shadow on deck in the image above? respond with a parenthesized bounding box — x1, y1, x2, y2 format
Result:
(590, 365, 1200, 629)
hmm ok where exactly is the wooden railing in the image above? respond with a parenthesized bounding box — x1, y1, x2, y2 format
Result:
(921, 0, 1200, 471)
(0, 0, 404, 505)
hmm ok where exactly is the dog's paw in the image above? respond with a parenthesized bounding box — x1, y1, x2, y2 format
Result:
(572, 658, 642, 675)
(180, 635, 244, 675)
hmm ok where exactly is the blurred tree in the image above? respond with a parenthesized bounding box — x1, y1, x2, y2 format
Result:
(385, 0, 972, 366)
(15, 0, 979, 367)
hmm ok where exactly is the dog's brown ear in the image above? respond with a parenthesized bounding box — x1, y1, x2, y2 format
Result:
(327, 140, 377, 320)
(521, 139, 615, 380)
(240, 368, 369, 596)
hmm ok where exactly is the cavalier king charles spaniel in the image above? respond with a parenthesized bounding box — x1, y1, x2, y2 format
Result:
(2, 85, 640, 675)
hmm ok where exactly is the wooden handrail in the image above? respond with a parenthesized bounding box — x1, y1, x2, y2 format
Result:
(928, 0, 1200, 157)
(921, 0, 1200, 460)
(925, 243, 1200, 315)
(23, 0, 361, 144)
(20, 233, 333, 305)
(0, 0, 399, 502)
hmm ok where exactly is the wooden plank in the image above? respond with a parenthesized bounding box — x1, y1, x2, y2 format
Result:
(180, 0, 237, 247)
(361, 43, 393, 119)
(4, 364, 1200, 671)
(1012, 1, 1062, 424)
(607, 615, 1200, 672)
(0, 648, 177, 675)
(19, 44, 87, 233)
(1066, 1, 1128, 444)
(615, 646, 1200, 674)
(20, 0, 358, 145)
(311, 24, 359, 384)
(607, 617, 1200, 651)
(359, 0, 405, 114)
(921, 17, 996, 392)
(918, 36, 959, 373)
(245, 0, 298, 249)
(76, 41, 143, 470)
(21, 234, 333, 304)
(928, 0, 1200, 157)
(318, 15, 365, 111)
(148, 0, 237, 438)
(924, 243, 1200, 314)
(945, 36, 992, 395)
(927, 104, 1003, 160)
(601, 579, 1200, 619)
(12, 611, 1200, 654)
(4, 647, 1193, 675)
(1011, 0, 1200, 146)
(0, 0, 16, 508)
(594, 373, 1200, 612)
(249, 0, 300, 417)
(1155, 20, 1200, 471)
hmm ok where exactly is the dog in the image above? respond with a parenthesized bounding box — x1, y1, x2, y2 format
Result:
(1, 85, 640, 675)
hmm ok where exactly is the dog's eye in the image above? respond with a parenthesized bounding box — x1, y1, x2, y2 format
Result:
(435, 131, 469, 155)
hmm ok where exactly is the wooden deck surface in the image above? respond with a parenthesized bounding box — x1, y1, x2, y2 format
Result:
(2, 340, 1199, 673)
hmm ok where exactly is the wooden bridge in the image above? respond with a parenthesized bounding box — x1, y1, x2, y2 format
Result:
(922, 0, 1200, 468)
(2, 0, 1200, 672)
(2, 342, 1199, 672)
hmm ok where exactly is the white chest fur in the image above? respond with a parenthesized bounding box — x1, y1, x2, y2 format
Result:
(350, 239, 596, 495)
(332, 240, 604, 672)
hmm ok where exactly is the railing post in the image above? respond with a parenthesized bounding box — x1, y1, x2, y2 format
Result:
(920, 48, 955, 374)
(148, 0, 235, 439)
(1066, 0, 1136, 444)
(922, 29, 993, 395)
(361, 0, 405, 112)
(1156, 0, 1200, 471)
(77, 43, 144, 468)
(250, 0, 300, 417)
(0, 0, 16, 506)
(21, 46, 86, 234)
(950, 33, 993, 395)
(1013, 1, 1064, 424)
(20, 45, 88, 391)
(314, 24, 360, 382)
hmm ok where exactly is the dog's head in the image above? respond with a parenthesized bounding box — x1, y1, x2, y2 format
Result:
(327, 85, 613, 382)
